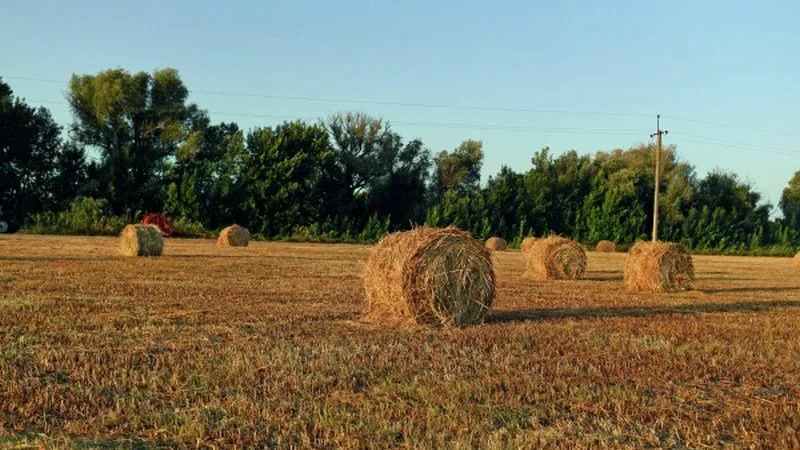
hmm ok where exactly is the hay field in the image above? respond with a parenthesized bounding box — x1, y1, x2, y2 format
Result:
(1, 235, 799, 449)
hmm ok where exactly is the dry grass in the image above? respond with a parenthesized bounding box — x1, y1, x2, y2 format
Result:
(624, 241, 695, 293)
(595, 240, 616, 253)
(119, 224, 163, 257)
(525, 236, 587, 280)
(520, 237, 537, 253)
(1, 235, 800, 449)
(218, 224, 250, 247)
(485, 237, 507, 252)
(363, 227, 494, 327)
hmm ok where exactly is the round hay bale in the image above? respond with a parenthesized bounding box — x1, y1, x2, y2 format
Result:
(363, 227, 495, 327)
(120, 224, 163, 257)
(219, 224, 250, 247)
(485, 236, 507, 252)
(792, 252, 800, 267)
(521, 237, 538, 253)
(596, 240, 616, 252)
(624, 241, 694, 293)
(525, 236, 586, 280)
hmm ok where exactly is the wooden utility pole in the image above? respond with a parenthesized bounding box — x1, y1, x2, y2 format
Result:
(650, 115, 668, 242)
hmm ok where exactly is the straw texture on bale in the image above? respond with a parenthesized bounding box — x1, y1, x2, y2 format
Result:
(363, 227, 495, 327)
(120, 224, 164, 257)
(218, 224, 250, 247)
(521, 237, 538, 253)
(624, 241, 694, 293)
(596, 240, 616, 252)
(485, 237, 507, 252)
(793, 252, 800, 267)
(525, 236, 586, 280)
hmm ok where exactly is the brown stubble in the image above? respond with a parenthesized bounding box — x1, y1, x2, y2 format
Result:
(1, 235, 799, 449)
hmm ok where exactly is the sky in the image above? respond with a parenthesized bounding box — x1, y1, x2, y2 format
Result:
(2, 0, 799, 216)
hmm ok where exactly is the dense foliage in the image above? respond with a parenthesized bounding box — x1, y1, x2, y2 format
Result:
(2, 71, 798, 253)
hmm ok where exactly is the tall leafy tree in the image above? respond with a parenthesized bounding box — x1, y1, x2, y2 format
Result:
(240, 120, 332, 236)
(165, 122, 246, 228)
(67, 68, 205, 214)
(780, 170, 800, 231)
(0, 79, 81, 228)
(367, 132, 431, 228)
(432, 139, 484, 196)
(321, 112, 387, 218)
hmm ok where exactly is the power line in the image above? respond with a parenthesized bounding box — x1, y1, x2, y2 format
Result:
(670, 136, 800, 158)
(670, 132, 800, 154)
(28, 99, 647, 136)
(10, 75, 798, 139)
(6, 75, 652, 118)
(664, 115, 800, 139)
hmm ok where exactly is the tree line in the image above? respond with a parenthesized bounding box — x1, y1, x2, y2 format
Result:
(3, 68, 800, 253)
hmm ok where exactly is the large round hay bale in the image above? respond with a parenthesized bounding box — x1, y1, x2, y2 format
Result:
(525, 236, 586, 280)
(363, 227, 495, 327)
(596, 240, 616, 252)
(219, 224, 250, 247)
(120, 224, 163, 257)
(485, 236, 507, 252)
(624, 241, 694, 293)
(521, 237, 538, 253)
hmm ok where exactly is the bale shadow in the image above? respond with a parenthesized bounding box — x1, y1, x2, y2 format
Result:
(700, 286, 800, 294)
(583, 274, 624, 281)
(0, 256, 115, 262)
(166, 254, 270, 260)
(487, 300, 800, 323)
(697, 277, 756, 282)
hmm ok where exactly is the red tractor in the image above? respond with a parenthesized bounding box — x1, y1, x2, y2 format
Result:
(141, 213, 174, 237)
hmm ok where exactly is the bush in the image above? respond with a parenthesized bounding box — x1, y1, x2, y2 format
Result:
(172, 217, 212, 238)
(22, 197, 127, 235)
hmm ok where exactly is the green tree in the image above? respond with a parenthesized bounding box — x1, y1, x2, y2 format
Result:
(321, 112, 387, 219)
(780, 170, 800, 232)
(165, 122, 246, 228)
(432, 139, 484, 196)
(240, 121, 332, 236)
(367, 132, 431, 228)
(484, 166, 526, 239)
(68, 68, 205, 214)
(0, 79, 82, 228)
(685, 171, 771, 249)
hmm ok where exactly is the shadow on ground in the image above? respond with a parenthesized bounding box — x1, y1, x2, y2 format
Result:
(700, 286, 800, 294)
(488, 299, 800, 323)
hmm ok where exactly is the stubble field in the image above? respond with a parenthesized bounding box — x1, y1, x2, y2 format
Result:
(1, 235, 799, 449)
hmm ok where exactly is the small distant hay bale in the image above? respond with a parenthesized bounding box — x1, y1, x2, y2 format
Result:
(218, 224, 250, 247)
(624, 241, 694, 293)
(596, 240, 616, 252)
(363, 227, 495, 327)
(485, 237, 507, 252)
(521, 237, 538, 253)
(525, 236, 586, 280)
(120, 224, 163, 257)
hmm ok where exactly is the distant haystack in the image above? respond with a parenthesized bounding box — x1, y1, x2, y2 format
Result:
(793, 252, 800, 267)
(596, 240, 616, 253)
(219, 224, 250, 247)
(624, 241, 694, 293)
(485, 237, 507, 252)
(363, 227, 495, 327)
(525, 236, 586, 280)
(120, 224, 163, 257)
(521, 237, 538, 253)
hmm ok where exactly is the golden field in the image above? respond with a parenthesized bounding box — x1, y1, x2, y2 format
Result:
(1, 235, 799, 449)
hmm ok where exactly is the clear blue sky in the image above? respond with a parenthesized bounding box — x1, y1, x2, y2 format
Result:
(3, 0, 799, 216)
